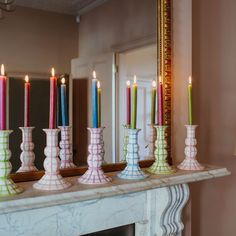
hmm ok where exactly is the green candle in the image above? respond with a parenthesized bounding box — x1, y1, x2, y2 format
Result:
(131, 75, 137, 129)
(151, 80, 157, 125)
(97, 80, 101, 127)
(188, 76, 193, 125)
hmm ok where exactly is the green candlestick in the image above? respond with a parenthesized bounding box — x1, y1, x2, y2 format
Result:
(188, 76, 193, 125)
(151, 80, 157, 125)
(131, 76, 137, 129)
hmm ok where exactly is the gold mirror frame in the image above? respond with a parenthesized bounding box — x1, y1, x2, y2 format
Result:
(11, 0, 172, 183)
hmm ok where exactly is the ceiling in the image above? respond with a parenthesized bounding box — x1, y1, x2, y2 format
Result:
(15, 0, 109, 15)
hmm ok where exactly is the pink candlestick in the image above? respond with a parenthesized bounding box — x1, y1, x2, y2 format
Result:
(49, 68, 57, 129)
(0, 64, 6, 130)
(126, 80, 131, 125)
(24, 75, 30, 127)
(158, 76, 164, 125)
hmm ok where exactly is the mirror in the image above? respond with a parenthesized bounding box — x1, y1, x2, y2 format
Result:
(0, 0, 172, 175)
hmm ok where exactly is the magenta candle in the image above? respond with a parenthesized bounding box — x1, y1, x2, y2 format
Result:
(158, 76, 164, 125)
(24, 75, 30, 127)
(49, 68, 57, 129)
(126, 80, 131, 126)
(0, 64, 6, 130)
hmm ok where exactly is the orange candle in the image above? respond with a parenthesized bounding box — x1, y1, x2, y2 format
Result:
(24, 75, 30, 127)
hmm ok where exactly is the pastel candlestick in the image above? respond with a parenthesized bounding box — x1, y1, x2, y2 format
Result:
(24, 75, 30, 127)
(158, 76, 164, 126)
(97, 81, 101, 127)
(126, 80, 131, 126)
(49, 68, 57, 129)
(151, 80, 157, 125)
(188, 76, 193, 125)
(131, 76, 137, 129)
(0, 64, 6, 130)
(92, 71, 98, 128)
(60, 77, 68, 126)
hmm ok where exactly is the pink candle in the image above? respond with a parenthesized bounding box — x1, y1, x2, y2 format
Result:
(158, 76, 164, 125)
(49, 68, 57, 129)
(0, 64, 6, 130)
(24, 75, 30, 127)
(126, 80, 131, 125)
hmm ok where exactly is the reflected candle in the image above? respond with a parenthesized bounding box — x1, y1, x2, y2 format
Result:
(0, 64, 6, 130)
(158, 76, 164, 125)
(97, 81, 101, 127)
(24, 75, 30, 127)
(126, 80, 131, 126)
(49, 68, 57, 129)
(151, 80, 157, 125)
(61, 77, 68, 126)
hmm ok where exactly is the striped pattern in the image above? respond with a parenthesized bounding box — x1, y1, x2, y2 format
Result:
(122, 124, 129, 162)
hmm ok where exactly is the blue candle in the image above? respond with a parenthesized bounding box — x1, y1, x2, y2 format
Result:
(92, 71, 98, 128)
(60, 77, 69, 126)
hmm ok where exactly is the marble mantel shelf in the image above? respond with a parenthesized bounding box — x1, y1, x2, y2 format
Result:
(0, 166, 230, 215)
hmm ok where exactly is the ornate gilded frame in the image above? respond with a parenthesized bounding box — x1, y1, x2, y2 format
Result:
(11, 0, 172, 182)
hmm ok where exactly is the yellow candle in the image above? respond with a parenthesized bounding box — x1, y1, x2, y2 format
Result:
(131, 75, 137, 129)
(188, 76, 193, 125)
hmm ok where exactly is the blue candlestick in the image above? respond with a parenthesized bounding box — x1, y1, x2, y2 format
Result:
(61, 81, 68, 126)
(92, 76, 98, 128)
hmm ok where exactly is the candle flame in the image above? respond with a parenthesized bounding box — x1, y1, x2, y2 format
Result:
(51, 67, 55, 77)
(159, 75, 162, 84)
(25, 75, 29, 83)
(152, 80, 157, 88)
(126, 80, 131, 87)
(61, 77, 65, 84)
(133, 75, 137, 84)
(189, 76, 192, 84)
(1, 64, 5, 76)
(93, 70, 97, 79)
(97, 81, 101, 89)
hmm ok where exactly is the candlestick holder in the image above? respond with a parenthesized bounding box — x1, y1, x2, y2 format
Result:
(122, 124, 129, 162)
(79, 127, 111, 184)
(100, 126, 106, 165)
(178, 125, 204, 170)
(17, 127, 38, 172)
(147, 125, 175, 174)
(59, 126, 76, 169)
(118, 128, 149, 180)
(33, 129, 71, 191)
(0, 130, 23, 196)
(146, 124, 157, 159)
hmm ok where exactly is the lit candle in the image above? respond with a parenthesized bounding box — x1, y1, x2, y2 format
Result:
(131, 75, 137, 129)
(92, 71, 98, 128)
(24, 75, 30, 127)
(97, 81, 101, 127)
(151, 80, 157, 125)
(61, 77, 68, 126)
(158, 76, 164, 125)
(0, 64, 6, 130)
(49, 68, 57, 129)
(188, 76, 193, 125)
(126, 80, 131, 126)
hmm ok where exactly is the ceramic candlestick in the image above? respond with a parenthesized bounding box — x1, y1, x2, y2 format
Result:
(79, 127, 111, 184)
(33, 129, 71, 191)
(59, 126, 76, 169)
(178, 125, 204, 170)
(17, 127, 38, 172)
(148, 125, 175, 174)
(100, 126, 106, 164)
(122, 124, 129, 162)
(0, 130, 23, 196)
(147, 124, 157, 159)
(118, 128, 149, 180)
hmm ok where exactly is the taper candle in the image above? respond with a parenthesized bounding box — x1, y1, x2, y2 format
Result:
(131, 75, 137, 129)
(92, 71, 98, 128)
(49, 68, 57, 129)
(0, 64, 6, 130)
(97, 81, 101, 127)
(188, 76, 193, 125)
(24, 75, 30, 127)
(158, 76, 164, 125)
(126, 80, 131, 126)
(151, 80, 157, 125)
(61, 77, 68, 126)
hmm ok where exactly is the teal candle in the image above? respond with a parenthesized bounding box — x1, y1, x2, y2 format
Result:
(92, 71, 98, 128)
(188, 76, 193, 125)
(60, 78, 68, 126)
(131, 75, 137, 129)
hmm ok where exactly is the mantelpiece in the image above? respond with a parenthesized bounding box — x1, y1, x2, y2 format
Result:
(0, 166, 229, 236)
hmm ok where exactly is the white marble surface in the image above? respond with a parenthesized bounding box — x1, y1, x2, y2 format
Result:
(0, 166, 230, 215)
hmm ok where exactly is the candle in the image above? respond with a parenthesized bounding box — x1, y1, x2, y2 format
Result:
(0, 64, 6, 130)
(151, 80, 157, 125)
(158, 76, 164, 125)
(49, 68, 57, 129)
(92, 71, 98, 128)
(126, 80, 131, 126)
(131, 75, 137, 129)
(24, 75, 30, 127)
(61, 77, 69, 126)
(97, 81, 101, 127)
(188, 76, 193, 125)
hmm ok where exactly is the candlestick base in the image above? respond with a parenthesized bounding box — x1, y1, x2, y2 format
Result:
(146, 124, 157, 159)
(79, 127, 111, 184)
(0, 130, 23, 196)
(33, 129, 71, 191)
(147, 125, 175, 175)
(178, 125, 204, 171)
(121, 124, 129, 162)
(100, 126, 107, 165)
(118, 128, 149, 180)
(17, 127, 38, 172)
(59, 126, 76, 169)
